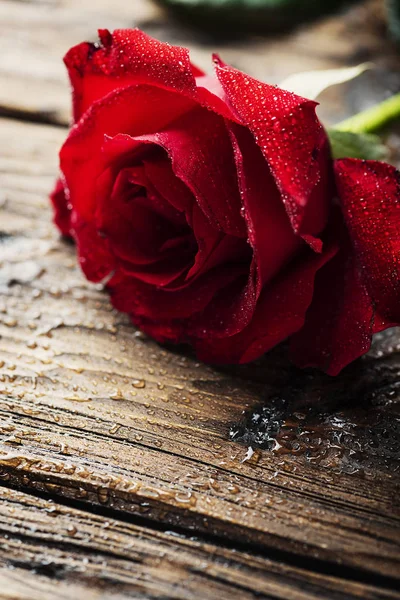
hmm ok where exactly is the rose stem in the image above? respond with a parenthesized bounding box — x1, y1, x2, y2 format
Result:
(334, 92, 400, 134)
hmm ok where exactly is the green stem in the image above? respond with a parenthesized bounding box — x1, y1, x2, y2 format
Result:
(334, 92, 400, 134)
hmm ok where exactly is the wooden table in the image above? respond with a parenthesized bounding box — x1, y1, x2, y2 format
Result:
(0, 0, 399, 598)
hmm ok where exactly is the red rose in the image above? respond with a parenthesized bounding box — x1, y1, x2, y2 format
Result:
(51, 29, 400, 374)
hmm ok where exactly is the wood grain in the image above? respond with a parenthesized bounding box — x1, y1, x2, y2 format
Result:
(1, 0, 400, 598)
(2, 487, 399, 600)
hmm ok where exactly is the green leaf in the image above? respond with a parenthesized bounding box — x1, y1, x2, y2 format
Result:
(328, 129, 389, 161)
(334, 92, 400, 134)
(280, 64, 371, 101)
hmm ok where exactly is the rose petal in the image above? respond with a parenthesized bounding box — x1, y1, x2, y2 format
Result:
(95, 165, 196, 287)
(188, 270, 257, 340)
(186, 204, 250, 280)
(214, 57, 331, 238)
(119, 258, 192, 287)
(133, 162, 188, 227)
(71, 216, 115, 282)
(109, 266, 243, 321)
(130, 315, 185, 344)
(65, 28, 239, 127)
(142, 155, 194, 217)
(65, 28, 201, 121)
(135, 107, 246, 237)
(195, 239, 337, 364)
(195, 75, 239, 121)
(50, 178, 72, 237)
(60, 85, 196, 223)
(99, 178, 179, 263)
(290, 221, 374, 375)
(228, 124, 303, 289)
(335, 158, 400, 324)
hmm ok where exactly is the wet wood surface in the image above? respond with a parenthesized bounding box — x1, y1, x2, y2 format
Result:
(0, 0, 399, 598)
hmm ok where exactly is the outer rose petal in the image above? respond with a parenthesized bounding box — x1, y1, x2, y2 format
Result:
(228, 124, 302, 289)
(72, 216, 116, 283)
(214, 57, 331, 238)
(60, 85, 196, 222)
(50, 178, 72, 237)
(290, 223, 374, 375)
(65, 29, 202, 121)
(109, 266, 244, 321)
(195, 239, 338, 364)
(335, 158, 400, 324)
(65, 28, 237, 125)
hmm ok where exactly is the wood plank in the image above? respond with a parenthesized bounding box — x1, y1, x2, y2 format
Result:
(0, 0, 399, 126)
(1, 0, 400, 596)
(0, 116, 399, 592)
(1, 486, 399, 600)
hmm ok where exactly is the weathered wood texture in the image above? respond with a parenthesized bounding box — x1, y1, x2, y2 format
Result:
(0, 0, 400, 598)
(3, 486, 399, 600)
(0, 0, 400, 126)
